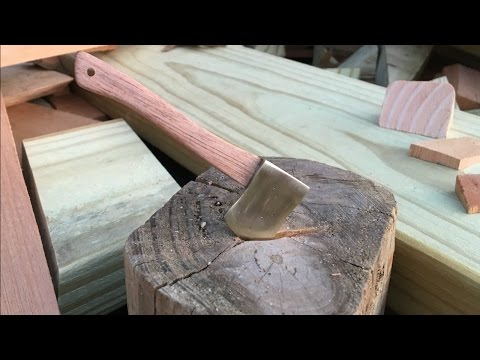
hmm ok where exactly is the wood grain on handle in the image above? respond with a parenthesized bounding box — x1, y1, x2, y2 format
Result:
(74, 51, 261, 186)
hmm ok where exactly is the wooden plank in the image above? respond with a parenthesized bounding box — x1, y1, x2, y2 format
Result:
(7, 102, 99, 163)
(46, 93, 108, 120)
(0, 45, 116, 68)
(378, 81, 455, 138)
(0, 95, 59, 315)
(385, 45, 433, 83)
(443, 64, 480, 110)
(326, 67, 361, 79)
(61, 45, 480, 314)
(339, 45, 377, 81)
(1, 64, 73, 107)
(22, 120, 181, 314)
(456, 175, 480, 214)
(409, 137, 480, 170)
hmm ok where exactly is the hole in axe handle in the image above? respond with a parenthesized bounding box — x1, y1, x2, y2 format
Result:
(87, 68, 95, 76)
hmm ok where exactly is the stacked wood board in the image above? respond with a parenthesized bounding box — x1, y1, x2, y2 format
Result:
(22, 120, 181, 314)
(64, 45, 480, 314)
(1, 96, 59, 315)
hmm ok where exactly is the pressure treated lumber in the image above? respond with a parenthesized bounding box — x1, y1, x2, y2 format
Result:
(0, 45, 116, 68)
(385, 45, 433, 84)
(1, 64, 73, 107)
(409, 137, 480, 170)
(443, 64, 480, 110)
(326, 67, 361, 79)
(125, 158, 397, 315)
(456, 175, 480, 214)
(22, 120, 181, 314)
(339, 45, 377, 82)
(7, 102, 99, 162)
(0, 95, 59, 315)
(60, 45, 480, 314)
(46, 93, 108, 120)
(378, 81, 455, 138)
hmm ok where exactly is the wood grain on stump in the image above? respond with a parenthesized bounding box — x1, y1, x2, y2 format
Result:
(125, 158, 397, 315)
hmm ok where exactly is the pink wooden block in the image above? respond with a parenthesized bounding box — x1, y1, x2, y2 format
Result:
(379, 81, 456, 138)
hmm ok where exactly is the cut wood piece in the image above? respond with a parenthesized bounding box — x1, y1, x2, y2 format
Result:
(456, 175, 480, 214)
(7, 102, 99, 162)
(409, 137, 480, 170)
(443, 64, 480, 110)
(379, 80, 455, 138)
(47, 93, 108, 120)
(125, 158, 397, 315)
(326, 67, 361, 79)
(0, 95, 59, 315)
(1, 64, 73, 107)
(59, 45, 480, 314)
(0, 45, 116, 68)
(23, 120, 181, 315)
(385, 45, 433, 84)
(339, 44, 377, 81)
(432, 76, 460, 109)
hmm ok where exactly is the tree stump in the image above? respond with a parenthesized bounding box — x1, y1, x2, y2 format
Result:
(124, 158, 397, 315)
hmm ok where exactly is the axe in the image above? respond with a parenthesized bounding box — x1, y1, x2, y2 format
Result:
(74, 51, 309, 239)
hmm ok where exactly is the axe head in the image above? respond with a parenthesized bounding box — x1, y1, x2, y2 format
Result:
(225, 160, 310, 239)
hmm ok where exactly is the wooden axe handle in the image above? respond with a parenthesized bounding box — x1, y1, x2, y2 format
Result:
(74, 51, 261, 186)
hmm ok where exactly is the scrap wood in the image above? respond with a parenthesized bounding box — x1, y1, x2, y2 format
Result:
(23, 120, 180, 314)
(46, 93, 108, 120)
(443, 64, 480, 110)
(378, 80, 455, 138)
(1, 64, 73, 107)
(409, 137, 480, 170)
(0, 45, 116, 68)
(456, 174, 480, 214)
(7, 102, 99, 162)
(0, 95, 59, 315)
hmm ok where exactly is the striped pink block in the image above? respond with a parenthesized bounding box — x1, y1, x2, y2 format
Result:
(379, 80, 456, 138)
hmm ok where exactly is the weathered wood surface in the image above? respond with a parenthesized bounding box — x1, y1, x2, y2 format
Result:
(23, 120, 180, 314)
(1, 64, 73, 107)
(0, 45, 116, 68)
(0, 95, 59, 315)
(125, 158, 397, 315)
(62, 45, 480, 314)
(7, 102, 99, 162)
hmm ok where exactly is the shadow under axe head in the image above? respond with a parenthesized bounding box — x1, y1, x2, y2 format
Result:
(224, 160, 310, 240)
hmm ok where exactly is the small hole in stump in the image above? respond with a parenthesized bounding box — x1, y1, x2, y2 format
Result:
(87, 68, 95, 76)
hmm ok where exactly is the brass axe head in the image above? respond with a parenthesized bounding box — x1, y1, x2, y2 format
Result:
(225, 160, 309, 240)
